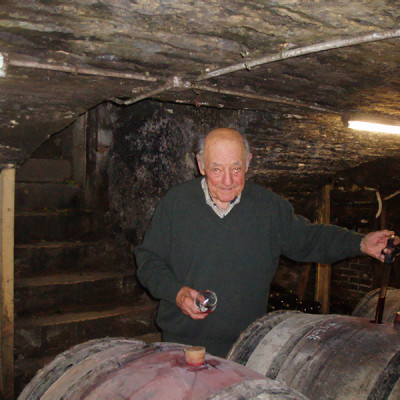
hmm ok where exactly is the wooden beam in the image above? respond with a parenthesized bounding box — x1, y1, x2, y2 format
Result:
(297, 263, 312, 302)
(0, 167, 15, 400)
(72, 114, 87, 188)
(315, 184, 331, 314)
(379, 201, 387, 230)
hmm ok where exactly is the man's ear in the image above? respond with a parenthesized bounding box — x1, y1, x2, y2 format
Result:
(245, 153, 253, 172)
(196, 155, 206, 175)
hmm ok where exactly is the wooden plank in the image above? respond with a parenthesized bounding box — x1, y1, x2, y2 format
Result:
(0, 167, 15, 400)
(16, 158, 71, 183)
(297, 263, 312, 301)
(374, 202, 387, 287)
(72, 114, 87, 187)
(315, 184, 331, 314)
(380, 201, 386, 230)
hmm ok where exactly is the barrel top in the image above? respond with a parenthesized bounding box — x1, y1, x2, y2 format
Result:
(82, 347, 265, 400)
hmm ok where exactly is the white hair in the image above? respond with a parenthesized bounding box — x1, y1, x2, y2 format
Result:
(196, 131, 251, 169)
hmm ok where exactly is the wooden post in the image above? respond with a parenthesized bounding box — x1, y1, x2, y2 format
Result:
(297, 263, 312, 302)
(0, 166, 15, 400)
(315, 184, 331, 314)
(373, 201, 387, 287)
(380, 200, 386, 230)
(72, 114, 87, 188)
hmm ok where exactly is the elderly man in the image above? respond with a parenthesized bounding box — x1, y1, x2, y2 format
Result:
(135, 128, 396, 357)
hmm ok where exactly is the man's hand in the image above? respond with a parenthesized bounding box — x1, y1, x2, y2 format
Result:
(360, 230, 400, 262)
(176, 286, 209, 320)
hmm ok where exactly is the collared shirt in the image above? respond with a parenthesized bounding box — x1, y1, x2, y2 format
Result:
(201, 177, 241, 218)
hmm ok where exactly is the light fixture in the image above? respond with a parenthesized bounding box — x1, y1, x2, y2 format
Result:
(348, 120, 400, 134)
(343, 113, 400, 135)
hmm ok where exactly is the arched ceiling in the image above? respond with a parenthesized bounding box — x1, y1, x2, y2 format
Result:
(0, 1, 399, 194)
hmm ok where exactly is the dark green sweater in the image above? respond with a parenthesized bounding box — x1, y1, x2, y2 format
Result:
(135, 178, 363, 357)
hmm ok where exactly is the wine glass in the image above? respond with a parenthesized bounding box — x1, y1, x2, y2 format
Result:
(194, 290, 217, 313)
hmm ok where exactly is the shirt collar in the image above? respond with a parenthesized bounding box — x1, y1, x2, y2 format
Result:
(201, 177, 241, 218)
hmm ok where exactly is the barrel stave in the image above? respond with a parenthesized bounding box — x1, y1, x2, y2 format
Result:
(352, 288, 400, 322)
(228, 311, 400, 400)
(18, 337, 146, 400)
(19, 338, 310, 400)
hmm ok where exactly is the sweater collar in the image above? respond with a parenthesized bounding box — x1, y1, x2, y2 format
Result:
(200, 177, 241, 218)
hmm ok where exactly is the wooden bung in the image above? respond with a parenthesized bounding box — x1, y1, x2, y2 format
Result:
(184, 346, 206, 366)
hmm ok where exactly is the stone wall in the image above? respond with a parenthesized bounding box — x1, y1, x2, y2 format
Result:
(108, 100, 282, 245)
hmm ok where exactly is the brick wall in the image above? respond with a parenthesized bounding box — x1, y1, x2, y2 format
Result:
(331, 256, 376, 310)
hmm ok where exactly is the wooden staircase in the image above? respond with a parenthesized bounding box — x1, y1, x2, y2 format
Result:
(13, 156, 158, 396)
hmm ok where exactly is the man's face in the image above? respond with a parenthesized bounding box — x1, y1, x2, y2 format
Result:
(197, 131, 251, 210)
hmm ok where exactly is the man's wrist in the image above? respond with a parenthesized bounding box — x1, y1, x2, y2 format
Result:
(360, 236, 365, 254)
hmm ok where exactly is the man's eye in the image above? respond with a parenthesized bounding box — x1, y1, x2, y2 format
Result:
(234, 167, 241, 172)
(213, 168, 220, 173)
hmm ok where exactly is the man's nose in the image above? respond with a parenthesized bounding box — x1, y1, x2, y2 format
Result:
(222, 170, 233, 185)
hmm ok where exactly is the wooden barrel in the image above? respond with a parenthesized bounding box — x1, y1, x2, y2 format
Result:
(18, 337, 309, 400)
(227, 311, 400, 400)
(352, 287, 400, 322)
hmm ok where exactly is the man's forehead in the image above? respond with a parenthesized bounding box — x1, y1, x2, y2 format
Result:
(206, 132, 244, 145)
(210, 160, 242, 165)
(205, 136, 246, 153)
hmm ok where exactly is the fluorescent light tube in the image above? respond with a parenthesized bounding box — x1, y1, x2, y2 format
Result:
(348, 120, 400, 134)
(0, 53, 5, 78)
